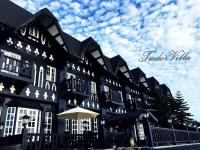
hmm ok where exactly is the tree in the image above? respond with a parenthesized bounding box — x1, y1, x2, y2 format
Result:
(172, 91, 192, 125)
(152, 88, 171, 126)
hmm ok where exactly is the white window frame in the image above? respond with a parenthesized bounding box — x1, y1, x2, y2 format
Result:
(44, 112, 52, 134)
(91, 81, 97, 94)
(70, 118, 97, 134)
(79, 118, 91, 134)
(65, 119, 69, 132)
(15, 107, 39, 134)
(93, 118, 98, 132)
(38, 66, 44, 88)
(4, 107, 16, 136)
(1, 50, 21, 76)
(46, 66, 56, 82)
(33, 64, 37, 86)
(72, 120, 78, 134)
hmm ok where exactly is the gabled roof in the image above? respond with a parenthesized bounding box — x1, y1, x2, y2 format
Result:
(102, 55, 134, 83)
(15, 8, 70, 52)
(160, 84, 172, 97)
(103, 55, 115, 75)
(62, 32, 81, 57)
(0, 0, 33, 28)
(147, 77, 160, 91)
(130, 67, 149, 89)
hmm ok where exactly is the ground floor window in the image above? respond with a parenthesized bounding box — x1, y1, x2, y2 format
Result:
(4, 107, 16, 136)
(15, 107, 40, 134)
(66, 118, 98, 134)
(65, 119, 69, 132)
(44, 112, 52, 134)
(93, 118, 98, 132)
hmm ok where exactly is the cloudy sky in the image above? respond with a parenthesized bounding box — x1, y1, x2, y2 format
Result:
(11, 0, 200, 121)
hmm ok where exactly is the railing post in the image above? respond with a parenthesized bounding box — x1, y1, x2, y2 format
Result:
(186, 127, 191, 143)
(171, 125, 177, 145)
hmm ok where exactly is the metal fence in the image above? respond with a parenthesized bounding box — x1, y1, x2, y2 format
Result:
(151, 127, 200, 146)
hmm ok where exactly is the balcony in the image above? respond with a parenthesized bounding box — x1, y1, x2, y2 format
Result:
(65, 77, 90, 103)
(0, 54, 33, 93)
(105, 90, 123, 107)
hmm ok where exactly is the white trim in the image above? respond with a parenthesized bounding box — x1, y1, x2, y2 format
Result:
(4, 107, 16, 136)
(33, 64, 37, 86)
(44, 112, 52, 134)
(15, 107, 39, 134)
(38, 66, 44, 88)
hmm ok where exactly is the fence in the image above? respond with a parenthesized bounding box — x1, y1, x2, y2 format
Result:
(151, 127, 200, 146)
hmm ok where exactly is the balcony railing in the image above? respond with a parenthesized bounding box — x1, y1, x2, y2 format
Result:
(66, 77, 90, 99)
(105, 90, 123, 105)
(0, 55, 33, 83)
(151, 127, 200, 146)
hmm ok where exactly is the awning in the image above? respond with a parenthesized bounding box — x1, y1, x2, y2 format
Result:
(6, 99, 43, 110)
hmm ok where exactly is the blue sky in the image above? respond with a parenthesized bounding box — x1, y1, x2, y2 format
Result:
(11, 0, 200, 121)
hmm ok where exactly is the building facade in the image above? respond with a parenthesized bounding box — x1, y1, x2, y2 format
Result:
(0, 0, 172, 147)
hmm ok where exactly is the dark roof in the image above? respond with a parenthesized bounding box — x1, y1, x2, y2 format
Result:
(160, 84, 172, 96)
(147, 77, 160, 91)
(103, 55, 115, 74)
(0, 0, 33, 28)
(62, 32, 81, 57)
(130, 67, 142, 85)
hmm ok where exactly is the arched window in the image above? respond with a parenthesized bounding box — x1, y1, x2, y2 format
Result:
(38, 66, 44, 88)
(52, 83, 56, 91)
(33, 64, 37, 86)
(45, 81, 50, 90)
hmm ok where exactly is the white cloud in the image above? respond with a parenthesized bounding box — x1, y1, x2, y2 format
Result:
(10, 0, 200, 121)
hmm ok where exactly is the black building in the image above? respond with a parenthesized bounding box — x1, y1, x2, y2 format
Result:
(0, 0, 176, 148)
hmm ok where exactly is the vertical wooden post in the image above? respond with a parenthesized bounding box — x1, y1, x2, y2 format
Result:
(22, 128, 28, 150)
(147, 119, 154, 147)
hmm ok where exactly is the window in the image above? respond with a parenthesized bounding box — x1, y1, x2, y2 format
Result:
(66, 72, 75, 79)
(29, 27, 39, 39)
(65, 119, 69, 132)
(104, 86, 109, 92)
(72, 120, 78, 134)
(138, 124, 145, 140)
(91, 81, 97, 94)
(91, 81, 97, 100)
(33, 64, 37, 86)
(45, 81, 50, 90)
(93, 118, 98, 132)
(1, 50, 21, 76)
(15, 108, 40, 134)
(38, 66, 44, 88)
(4, 107, 16, 136)
(46, 66, 56, 82)
(70, 118, 95, 134)
(79, 118, 91, 134)
(44, 112, 52, 134)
